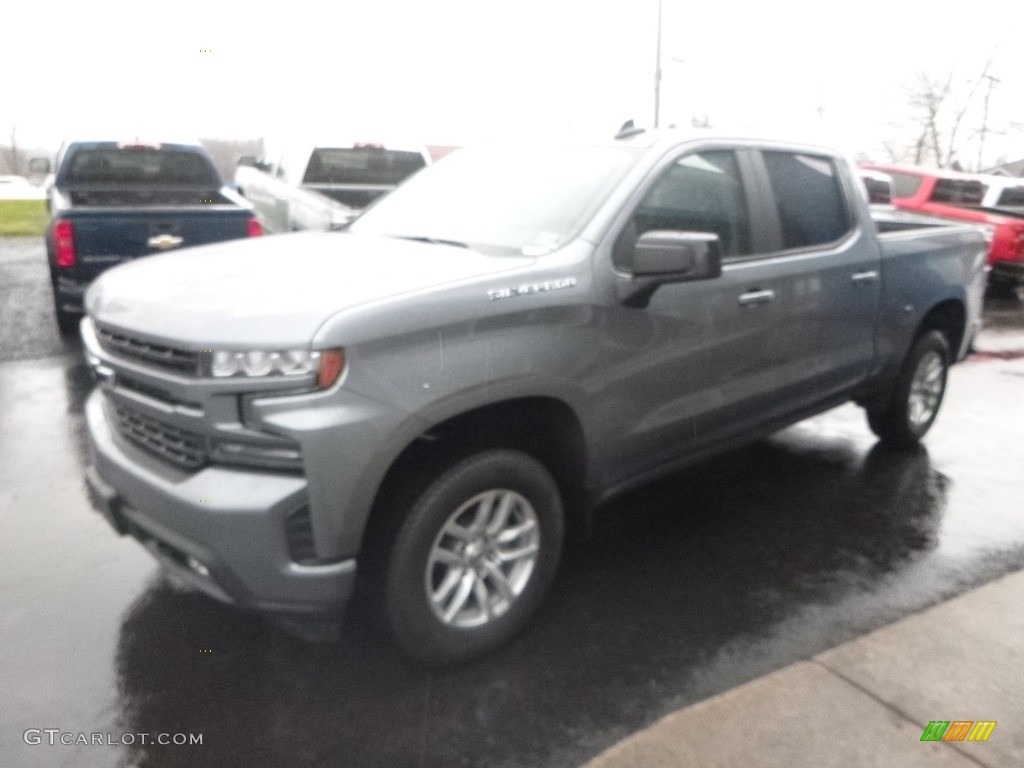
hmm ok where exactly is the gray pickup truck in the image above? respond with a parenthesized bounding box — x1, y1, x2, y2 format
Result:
(82, 130, 988, 665)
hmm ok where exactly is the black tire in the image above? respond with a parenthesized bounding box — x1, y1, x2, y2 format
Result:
(382, 450, 563, 666)
(866, 331, 950, 448)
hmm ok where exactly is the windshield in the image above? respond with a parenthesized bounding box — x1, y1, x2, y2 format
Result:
(348, 145, 640, 255)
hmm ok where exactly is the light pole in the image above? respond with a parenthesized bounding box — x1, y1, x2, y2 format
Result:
(653, 0, 663, 128)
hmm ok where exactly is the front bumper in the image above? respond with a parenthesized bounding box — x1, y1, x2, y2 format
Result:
(84, 391, 357, 620)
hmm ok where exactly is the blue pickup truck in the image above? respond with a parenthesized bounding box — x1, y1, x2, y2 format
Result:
(46, 140, 263, 333)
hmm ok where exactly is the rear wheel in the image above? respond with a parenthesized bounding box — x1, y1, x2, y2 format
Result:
(866, 331, 950, 447)
(381, 450, 563, 666)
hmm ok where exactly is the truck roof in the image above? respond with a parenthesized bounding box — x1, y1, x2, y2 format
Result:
(59, 138, 207, 150)
(860, 162, 978, 181)
(601, 125, 848, 158)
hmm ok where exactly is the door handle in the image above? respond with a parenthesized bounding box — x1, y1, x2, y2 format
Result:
(851, 270, 879, 284)
(738, 289, 775, 307)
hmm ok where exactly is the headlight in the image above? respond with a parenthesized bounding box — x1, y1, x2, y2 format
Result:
(208, 349, 345, 389)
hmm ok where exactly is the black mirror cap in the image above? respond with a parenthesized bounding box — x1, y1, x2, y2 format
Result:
(28, 157, 51, 174)
(632, 230, 722, 279)
(619, 231, 722, 308)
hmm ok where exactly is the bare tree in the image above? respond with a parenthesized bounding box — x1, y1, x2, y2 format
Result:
(880, 139, 904, 163)
(942, 60, 990, 167)
(898, 63, 999, 170)
(906, 73, 951, 166)
(976, 73, 1001, 171)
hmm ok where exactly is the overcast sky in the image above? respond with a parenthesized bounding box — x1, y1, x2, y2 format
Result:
(3, 0, 1021, 167)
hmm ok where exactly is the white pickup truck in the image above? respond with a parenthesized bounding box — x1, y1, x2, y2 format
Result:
(235, 140, 430, 233)
(977, 174, 1024, 214)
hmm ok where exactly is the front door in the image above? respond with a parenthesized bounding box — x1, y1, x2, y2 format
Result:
(595, 148, 791, 487)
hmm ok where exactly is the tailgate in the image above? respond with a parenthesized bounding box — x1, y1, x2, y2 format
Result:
(67, 207, 253, 280)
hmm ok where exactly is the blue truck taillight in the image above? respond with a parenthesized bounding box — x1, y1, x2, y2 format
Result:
(54, 220, 76, 267)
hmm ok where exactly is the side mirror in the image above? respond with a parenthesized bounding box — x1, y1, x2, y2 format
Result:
(237, 155, 258, 168)
(28, 157, 51, 174)
(620, 231, 722, 307)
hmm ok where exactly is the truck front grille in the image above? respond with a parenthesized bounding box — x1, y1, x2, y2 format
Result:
(112, 403, 209, 470)
(97, 326, 199, 375)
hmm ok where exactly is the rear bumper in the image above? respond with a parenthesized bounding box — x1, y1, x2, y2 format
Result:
(991, 260, 1024, 284)
(53, 274, 89, 314)
(84, 391, 357, 621)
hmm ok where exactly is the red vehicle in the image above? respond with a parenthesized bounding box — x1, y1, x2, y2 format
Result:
(861, 163, 1024, 288)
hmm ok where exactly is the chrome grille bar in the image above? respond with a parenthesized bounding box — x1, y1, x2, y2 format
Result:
(97, 326, 199, 374)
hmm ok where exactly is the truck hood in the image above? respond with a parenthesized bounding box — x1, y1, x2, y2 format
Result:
(86, 232, 533, 346)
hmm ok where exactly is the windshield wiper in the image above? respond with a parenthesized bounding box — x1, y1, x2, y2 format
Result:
(392, 235, 470, 249)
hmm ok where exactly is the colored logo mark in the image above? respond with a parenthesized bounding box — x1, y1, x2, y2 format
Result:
(920, 721, 996, 742)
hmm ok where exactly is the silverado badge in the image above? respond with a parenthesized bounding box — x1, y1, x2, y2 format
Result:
(487, 277, 577, 301)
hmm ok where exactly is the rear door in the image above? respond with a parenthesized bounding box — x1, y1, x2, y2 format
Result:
(749, 149, 881, 409)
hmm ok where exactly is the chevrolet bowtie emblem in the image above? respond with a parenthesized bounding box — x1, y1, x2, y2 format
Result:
(148, 234, 184, 250)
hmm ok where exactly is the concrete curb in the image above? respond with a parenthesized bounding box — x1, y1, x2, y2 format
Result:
(585, 570, 1024, 767)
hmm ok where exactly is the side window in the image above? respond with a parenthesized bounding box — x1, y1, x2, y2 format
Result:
(997, 186, 1024, 206)
(888, 172, 924, 199)
(616, 150, 751, 270)
(929, 179, 983, 205)
(762, 152, 852, 250)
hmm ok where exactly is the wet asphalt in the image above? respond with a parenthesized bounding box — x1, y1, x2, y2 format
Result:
(2, 236, 1023, 768)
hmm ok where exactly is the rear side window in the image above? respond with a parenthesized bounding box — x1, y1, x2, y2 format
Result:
(996, 186, 1024, 206)
(629, 150, 752, 261)
(930, 179, 984, 205)
(302, 148, 427, 185)
(763, 152, 851, 249)
(888, 172, 924, 199)
(65, 148, 219, 186)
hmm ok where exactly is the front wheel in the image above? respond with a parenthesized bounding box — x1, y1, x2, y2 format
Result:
(382, 450, 564, 666)
(866, 331, 950, 447)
